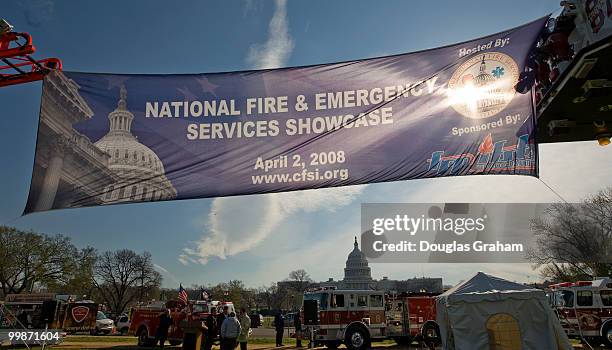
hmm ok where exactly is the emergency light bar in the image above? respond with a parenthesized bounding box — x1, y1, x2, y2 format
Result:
(549, 282, 573, 288)
(573, 281, 593, 287)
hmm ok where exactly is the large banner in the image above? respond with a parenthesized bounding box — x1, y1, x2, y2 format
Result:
(25, 18, 546, 213)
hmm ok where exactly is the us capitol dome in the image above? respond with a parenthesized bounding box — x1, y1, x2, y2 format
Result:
(94, 86, 177, 203)
(342, 237, 375, 290)
(474, 55, 505, 114)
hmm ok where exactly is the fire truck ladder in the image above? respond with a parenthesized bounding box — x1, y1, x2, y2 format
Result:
(0, 19, 61, 88)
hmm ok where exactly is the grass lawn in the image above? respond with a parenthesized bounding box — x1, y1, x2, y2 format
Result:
(1, 335, 402, 350)
(3, 336, 600, 350)
(64, 336, 136, 343)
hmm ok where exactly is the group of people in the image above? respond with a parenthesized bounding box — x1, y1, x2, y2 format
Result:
(205, 306, 252, 350)
(155, 306, 304, 349)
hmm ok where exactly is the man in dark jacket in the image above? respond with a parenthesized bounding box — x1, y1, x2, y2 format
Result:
(204, 308, 218, 350)
(274, 311, 284, 347)
(294, 312, 302, 347)
(155, 310, 172, 348)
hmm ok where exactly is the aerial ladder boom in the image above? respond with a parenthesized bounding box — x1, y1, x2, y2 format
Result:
(0, 19, 61, 88)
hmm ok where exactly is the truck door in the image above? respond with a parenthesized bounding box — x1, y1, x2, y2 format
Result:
(384, 300, 409, 337)
(401, 301, 409, 336)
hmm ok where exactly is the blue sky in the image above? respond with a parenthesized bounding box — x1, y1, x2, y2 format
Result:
(1, 0, 611, 289)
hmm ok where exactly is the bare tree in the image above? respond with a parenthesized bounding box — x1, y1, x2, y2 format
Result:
(0, 226, 86, 295)
(287, 269, 313, 292)
(93, 249, 161, 315)
(258, 283, 285, 310)
(528, 188, 612, 281)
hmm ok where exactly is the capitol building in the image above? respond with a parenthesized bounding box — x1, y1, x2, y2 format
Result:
(25, 72, 176, 213)
(94, 86, 176, 203)
(473, 56, 506, 115)
(291, 237, 443, 293)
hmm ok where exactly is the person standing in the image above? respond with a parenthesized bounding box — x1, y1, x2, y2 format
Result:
(220, 312, 241, 350)
(204, 308, 218, 350)
(293, 312, 302, 348)
(217, 305, 230, 338)
(17, 309, 30, 328)
(238, 308, 251, 350)
(274, 311, 285, 347)
(155, 309, 172, 348)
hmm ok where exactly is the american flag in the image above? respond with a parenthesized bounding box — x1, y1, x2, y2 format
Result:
(178, 284, 189, 305)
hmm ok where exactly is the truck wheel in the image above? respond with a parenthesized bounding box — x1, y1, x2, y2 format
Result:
(345, 326, 370, 350)
(603, 323, 612, 348)
(137, 327, 151, 347)
(422, 322, 441, 347)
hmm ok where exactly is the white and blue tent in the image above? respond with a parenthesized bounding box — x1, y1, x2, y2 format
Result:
(436, 272, 572, 350)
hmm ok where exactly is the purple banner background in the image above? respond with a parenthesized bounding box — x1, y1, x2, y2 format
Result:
(25, 17, 546, 213)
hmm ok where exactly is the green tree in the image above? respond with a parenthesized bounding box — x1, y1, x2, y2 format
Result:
(210, 280, 246, 307)
(47, 246, 97, 297)
(0, 226, 86, 295)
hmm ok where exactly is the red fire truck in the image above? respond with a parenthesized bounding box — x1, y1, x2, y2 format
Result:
(128, 299, 235, 347)
(128, 300, 188, 347)
(302, 288, 440, 350)
(549, 277, 612, 348)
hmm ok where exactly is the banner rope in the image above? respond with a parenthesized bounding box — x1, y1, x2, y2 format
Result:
(538, 177, 568, 203)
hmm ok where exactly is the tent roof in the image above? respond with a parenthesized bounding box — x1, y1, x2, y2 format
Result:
(437, 272, 544, 304)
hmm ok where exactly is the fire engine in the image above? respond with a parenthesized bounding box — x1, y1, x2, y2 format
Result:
(1, 293, 97, 333)
(128, 300, 187, 347)
(302, 288, 440, 350)
(549, 277, 612, 348)
(128, 299, 235, 347)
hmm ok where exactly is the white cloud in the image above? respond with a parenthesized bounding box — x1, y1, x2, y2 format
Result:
(178, 254, 197, 266)
(247, 0, 294, 69)
(181, 186, 365, 265)
(154, 263, 180, 285)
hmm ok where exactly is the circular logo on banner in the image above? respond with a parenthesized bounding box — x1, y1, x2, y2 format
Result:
(448, 52, 519, 119)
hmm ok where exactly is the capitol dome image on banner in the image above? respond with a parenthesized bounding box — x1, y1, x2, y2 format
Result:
(25, 17, 547, 213)
(25, 73, 176, 213)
